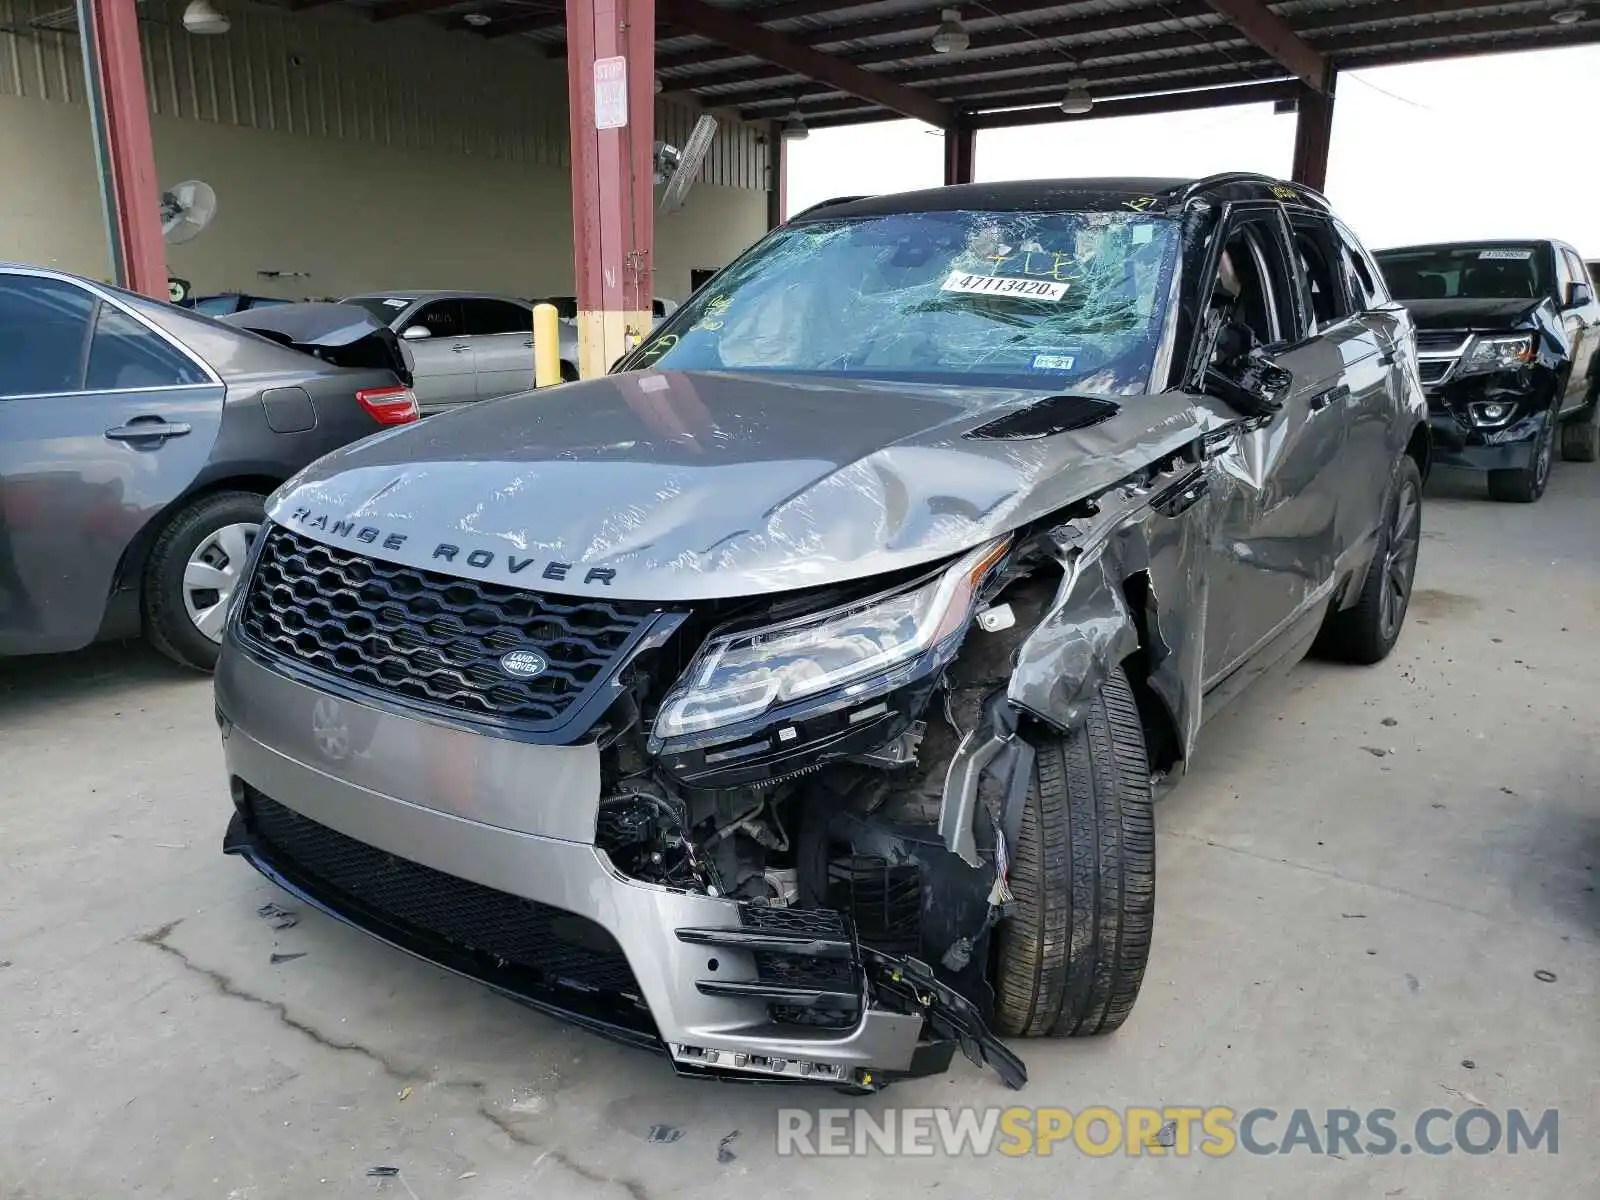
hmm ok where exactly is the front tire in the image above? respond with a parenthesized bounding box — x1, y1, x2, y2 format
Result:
(141, 491, 264, 672)
(1560, 403, 1599, 463)
(1314, 456, 1422, 665)
(991, 664, 1155, 1039)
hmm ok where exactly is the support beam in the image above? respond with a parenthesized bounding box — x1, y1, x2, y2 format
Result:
(481, 10, 566, 37)
(766, 122, 787, 228)
(943, 122, 975, 186)
(1289, 73, 1335, 192)
(565, 0, 655, 377)
(370, 0, 460, 21)
(1201, 0, 1325, 89)
(656, 0, 952, 127)
(75, 0, 165, 297)
(665, 26, 1239, 97)
(656, 0, 1213, 72)
(743, 53, 1281, 119)
(971, 78, 1297, 130)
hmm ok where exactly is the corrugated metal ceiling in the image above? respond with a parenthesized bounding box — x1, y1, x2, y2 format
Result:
(296, 0, 1600, 125)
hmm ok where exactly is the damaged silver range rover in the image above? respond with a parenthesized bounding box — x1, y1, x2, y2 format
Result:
(216, 174, 1429, 1090)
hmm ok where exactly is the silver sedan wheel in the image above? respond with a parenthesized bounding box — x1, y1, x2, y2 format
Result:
(183, 522, 259, 643)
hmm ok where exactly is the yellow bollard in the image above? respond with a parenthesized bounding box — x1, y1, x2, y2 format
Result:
(532, 302, 563, 387)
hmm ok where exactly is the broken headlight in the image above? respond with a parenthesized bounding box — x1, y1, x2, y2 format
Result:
(1459, 333, 1535, 377)
(654, 536, 1011, 741)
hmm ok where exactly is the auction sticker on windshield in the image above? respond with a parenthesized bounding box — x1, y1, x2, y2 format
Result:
(1479, 249, 1532, 260)
(942, 272, 1069, 301)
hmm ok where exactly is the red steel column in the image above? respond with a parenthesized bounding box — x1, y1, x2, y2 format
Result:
(943, 121, 975, 186)
(1290, 69, 1336, 193)
(566, 0, 655, 377)
(76, 0, 165, 297)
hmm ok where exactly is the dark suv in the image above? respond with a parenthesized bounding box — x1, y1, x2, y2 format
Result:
(216, 174, 1427, 1091)
(1375, 240, 1600, 501)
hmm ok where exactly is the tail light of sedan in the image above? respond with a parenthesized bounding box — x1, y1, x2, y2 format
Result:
(356, 385, 420, 426)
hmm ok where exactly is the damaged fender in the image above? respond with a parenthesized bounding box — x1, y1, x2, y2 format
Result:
(938, 449, 1214, 866)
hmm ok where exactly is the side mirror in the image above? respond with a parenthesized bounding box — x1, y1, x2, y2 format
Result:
(1564, 281, 1593, 310)
(1204, 321, 1292, 418)
(401, 325, 432, 341)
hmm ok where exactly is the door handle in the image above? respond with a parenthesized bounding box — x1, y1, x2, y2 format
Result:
(1309, 384, 1350, 412)
(450, 344, 471, 354)
(105, 419, 191, 443)
(522, 339, 534, 348)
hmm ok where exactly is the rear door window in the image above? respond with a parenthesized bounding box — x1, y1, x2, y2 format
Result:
(85, 305, 210, 390)
(462, 298, 531, 336)
(1289, 212, 1351, 331)
(0, 274, 98, 398)
(408, 299, 465, 339)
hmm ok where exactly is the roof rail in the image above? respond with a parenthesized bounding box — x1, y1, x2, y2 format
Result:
(790, 195, 874, 220)
(1179, 172, 1330, 207)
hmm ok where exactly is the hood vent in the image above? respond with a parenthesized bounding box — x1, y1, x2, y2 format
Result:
(964, 394, 1120, 441)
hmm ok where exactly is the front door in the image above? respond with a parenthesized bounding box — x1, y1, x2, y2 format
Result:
(399, 299, 476, 413)
(1198, 207, 1348, 700)
(462, 298, 536, 400)
(0, 272, 224, 654)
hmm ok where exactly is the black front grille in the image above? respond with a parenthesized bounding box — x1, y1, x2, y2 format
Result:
(245, 789, 642, 998)
(1416, 330, 1466, 354)
(240, 526, 656, 728)
(1418, 360, 1451, 385)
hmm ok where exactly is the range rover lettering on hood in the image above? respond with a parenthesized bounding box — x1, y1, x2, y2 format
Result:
(267, 371, 1212, 600)
(285, 506, 618, 586)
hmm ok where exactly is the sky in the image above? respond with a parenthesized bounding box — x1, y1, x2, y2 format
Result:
(783, 44, 1600, 255)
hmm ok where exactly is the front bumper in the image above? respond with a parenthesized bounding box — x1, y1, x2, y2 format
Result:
(1425, 372, 1554, 471)
(215, 639, 1023, 1089)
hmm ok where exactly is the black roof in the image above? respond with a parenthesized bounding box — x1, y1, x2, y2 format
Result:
(790, 173, 1330, 223)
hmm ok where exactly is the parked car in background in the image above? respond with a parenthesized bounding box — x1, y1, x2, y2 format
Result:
(339, 291, 569, 413)
(215, 174, 1427, 1091)
(0, 265, 417, 671)
(1375, 239, 1600, 500)
(181, 292, 295, 317)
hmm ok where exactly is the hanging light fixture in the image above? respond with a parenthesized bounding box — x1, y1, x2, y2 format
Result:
(1059, 78, 1093, 115)
(182, 0, 230, 34)
(781, 108, 810, 140)
(1551, 6, 1584, 23)
(930, 9, 970, 54)
(462, 11, 491, 25)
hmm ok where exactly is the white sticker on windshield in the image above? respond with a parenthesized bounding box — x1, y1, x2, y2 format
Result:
(1032, 354, 1077, 371)
(941, 271, 1068, 301)
(382, 298, 409, 308)
(1479, 249, 1532, 261)
(1132, 225, 1154, 245)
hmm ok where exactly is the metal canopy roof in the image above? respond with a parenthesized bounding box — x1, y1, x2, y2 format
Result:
(291, 0, 1600, 129)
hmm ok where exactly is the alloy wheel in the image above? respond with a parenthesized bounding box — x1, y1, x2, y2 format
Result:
(1378, 479, 1420, 642)
(183, 522, 259, 643)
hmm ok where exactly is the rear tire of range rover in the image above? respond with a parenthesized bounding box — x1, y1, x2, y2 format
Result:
(991, 664, 1154, 1040)
(1314, 455, 1422, 666)
(141, 490, 266, 673)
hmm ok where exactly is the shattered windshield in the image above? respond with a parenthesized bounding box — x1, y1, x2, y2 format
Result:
(629, 209, 1180, 394)
(1376, 245, 1552, 301)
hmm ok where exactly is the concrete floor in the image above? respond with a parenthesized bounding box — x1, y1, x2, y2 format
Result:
(2, 464, 1596, 1200)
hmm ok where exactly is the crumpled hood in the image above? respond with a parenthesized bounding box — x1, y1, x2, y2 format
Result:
(1401, 296, 1545, 332)
(268, 370, 1210, 601)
